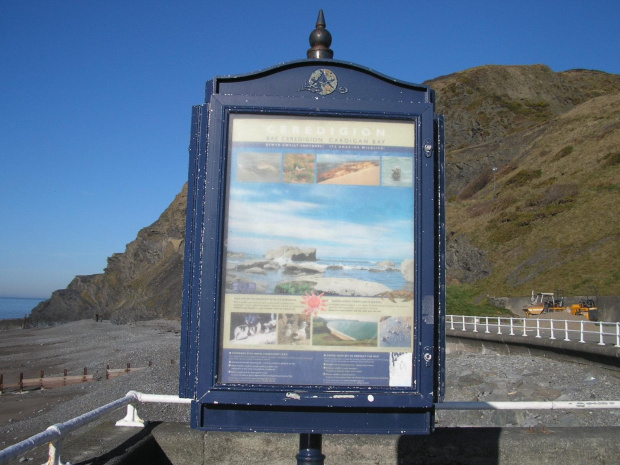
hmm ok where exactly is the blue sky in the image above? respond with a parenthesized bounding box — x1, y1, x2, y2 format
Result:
(1, 1, 619, 298)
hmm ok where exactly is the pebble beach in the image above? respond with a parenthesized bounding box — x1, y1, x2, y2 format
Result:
(0, 320, 188, 449)
(1, 319, 620, 453)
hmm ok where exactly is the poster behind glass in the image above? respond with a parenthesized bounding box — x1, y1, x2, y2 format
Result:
(219, 115, 415, 388)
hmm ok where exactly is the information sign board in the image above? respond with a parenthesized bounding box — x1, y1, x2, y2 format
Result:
(180, 59, 445, 435)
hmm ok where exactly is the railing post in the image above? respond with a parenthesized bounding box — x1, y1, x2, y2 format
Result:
(522, 318, 528, 337)
(461, 316, 466, 332)
(509, 318, 515, 336)
(48, 438, 62, 465)
(473, 317, 478, 333)
(535, 319, 541, 338)
(598, 323, 605, 346)
(115, 403, 145, 427)
(564, 320, 570, 342)
(484, 317, 490, 334)
(579, 321, 586, 343)
(449, 315, 454, 330)
(549, 320, 556, 340)
(615, 323, 620, 348)
(46, 424, 63, 465)
(497, 317, 502, 335)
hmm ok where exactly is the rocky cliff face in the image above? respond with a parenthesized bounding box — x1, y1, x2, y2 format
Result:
(31, 186, 187, 324)
(31, 65, 620, 323)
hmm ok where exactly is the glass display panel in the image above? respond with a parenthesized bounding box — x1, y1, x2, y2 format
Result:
(218, 114, 416, 388)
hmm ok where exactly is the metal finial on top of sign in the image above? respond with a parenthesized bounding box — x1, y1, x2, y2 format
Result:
(307, 9, 333, 59)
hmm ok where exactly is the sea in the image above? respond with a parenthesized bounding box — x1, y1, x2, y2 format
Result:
(0, 297, 45, 320)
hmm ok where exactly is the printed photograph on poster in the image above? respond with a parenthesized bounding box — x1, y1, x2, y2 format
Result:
(317, 154, 380, 186)
(381, 157, 413, 187)
(379, 316, 413, 348)
(277, 313, 311, 345)
(284, 153, 315, 184)
(312, 314, 378, 347)
(229, 312, 277, 345)
(236, 152, 282, 183)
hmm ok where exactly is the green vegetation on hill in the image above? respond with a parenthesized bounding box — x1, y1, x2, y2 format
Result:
(446, 285, 512, 316)
(429, 66, 620, 296)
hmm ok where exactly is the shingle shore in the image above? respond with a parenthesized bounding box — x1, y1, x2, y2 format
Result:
(1, 319, 619, 451)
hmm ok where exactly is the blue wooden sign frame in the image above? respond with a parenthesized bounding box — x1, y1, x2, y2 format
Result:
(180, 59, 445, 435)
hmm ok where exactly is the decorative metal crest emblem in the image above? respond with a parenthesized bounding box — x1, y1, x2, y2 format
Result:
(300, 68, 348, 95)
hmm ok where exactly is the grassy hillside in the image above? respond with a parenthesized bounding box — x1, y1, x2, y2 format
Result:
(427, 66, 620, 296)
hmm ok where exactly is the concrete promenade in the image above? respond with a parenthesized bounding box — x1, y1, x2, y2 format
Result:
(51, 413, 620, 465)
(123, 422, 620, 465)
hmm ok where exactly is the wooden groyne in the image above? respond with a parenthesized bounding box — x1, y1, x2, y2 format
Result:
(0, 360, 175, 394)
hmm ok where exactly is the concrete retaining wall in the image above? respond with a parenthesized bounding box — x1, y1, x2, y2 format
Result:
(446, 332, 620, 371)
(109, 422, 620, 465)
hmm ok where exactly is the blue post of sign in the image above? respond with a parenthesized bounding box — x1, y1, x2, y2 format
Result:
(296, 433, 325, 464)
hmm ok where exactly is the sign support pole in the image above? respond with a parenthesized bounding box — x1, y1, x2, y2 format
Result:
(296, 433, 325, 464)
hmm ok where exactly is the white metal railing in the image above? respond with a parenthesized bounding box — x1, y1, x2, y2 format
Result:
(0, 391, 619, 465)
(447, 315, 620, 348)
(435, 400, 620, 410)
(0, 391, 190, 465)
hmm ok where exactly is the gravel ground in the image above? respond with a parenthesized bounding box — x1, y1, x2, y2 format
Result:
(0, 320, 188, 449)
(1, 319, 620, 452)
(439, 351, 620, 428)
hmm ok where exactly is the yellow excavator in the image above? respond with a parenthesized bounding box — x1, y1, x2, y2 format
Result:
(523, 290, 567, 317)
(570, 286, 599, 321)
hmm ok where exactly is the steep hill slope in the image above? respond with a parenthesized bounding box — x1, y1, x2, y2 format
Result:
(30, 65, 620, 323)
(427, 65, 620, 197)
(424, 65, 620, 295)
(445, 91, 620, 295)
(31, 186, 187, 324)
